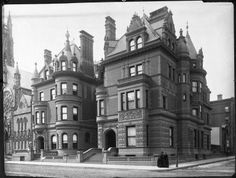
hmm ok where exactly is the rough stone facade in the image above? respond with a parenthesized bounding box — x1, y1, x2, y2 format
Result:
(31, 30, 97, 156)
(96, 6, 212, 160)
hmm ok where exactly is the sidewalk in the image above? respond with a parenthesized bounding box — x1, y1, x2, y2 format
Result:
(6, 156, 235, 171)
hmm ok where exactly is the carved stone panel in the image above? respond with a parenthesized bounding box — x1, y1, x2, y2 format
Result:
(119, 109, 142, 121)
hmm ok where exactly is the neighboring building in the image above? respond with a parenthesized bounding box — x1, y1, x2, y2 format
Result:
(96, 6, 212, 160)
(210, 94, 235, 155)
(3, 13, 33, 155)
(31, 30, 97, 156)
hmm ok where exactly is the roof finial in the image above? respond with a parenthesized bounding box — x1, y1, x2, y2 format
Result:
(180, 28, 183, 37)
(186, 21, 189, 35)
(15, 62, 19, 74)
(66, 30, 70, 41)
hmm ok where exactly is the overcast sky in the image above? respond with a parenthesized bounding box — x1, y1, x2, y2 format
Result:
(3, 1, 234, 100)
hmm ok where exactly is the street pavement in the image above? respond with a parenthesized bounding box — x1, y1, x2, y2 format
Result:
(5, 156, 235, 177)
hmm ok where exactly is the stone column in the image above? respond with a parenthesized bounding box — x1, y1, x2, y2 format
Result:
(102, 150, 108, 164)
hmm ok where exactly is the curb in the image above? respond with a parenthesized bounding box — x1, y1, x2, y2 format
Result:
(5, 156, 235, 172)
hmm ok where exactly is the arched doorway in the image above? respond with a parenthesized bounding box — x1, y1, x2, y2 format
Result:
(37, 136, 44, 151)
(104, 129, 116, 150)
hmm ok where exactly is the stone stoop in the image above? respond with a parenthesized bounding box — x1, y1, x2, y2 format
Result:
(84, 152, 103, 163)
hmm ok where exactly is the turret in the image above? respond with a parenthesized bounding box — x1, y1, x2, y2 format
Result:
(14, 62, 21, 88)
(176, 29, 189, 57)
(31, 62, 40, 84)
(64, 30, 72, 68)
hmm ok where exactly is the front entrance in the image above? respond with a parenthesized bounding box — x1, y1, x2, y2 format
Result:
(104, 129, 116, 150)
(37, 136, 44, 152)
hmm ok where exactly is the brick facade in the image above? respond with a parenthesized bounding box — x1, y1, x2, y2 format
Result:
(96, 6, 212, 159)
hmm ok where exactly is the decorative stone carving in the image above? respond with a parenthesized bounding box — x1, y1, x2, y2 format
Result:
(127, 14, 144, 33)
(119, 109, 142, 121)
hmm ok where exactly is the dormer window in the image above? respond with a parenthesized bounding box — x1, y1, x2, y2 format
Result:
(72, 62, 77, 72)
(137, 37, 143, 49)
(45, 70, 49, 80)
(61, 61, 66, 71)
(129, 40, 135, 51)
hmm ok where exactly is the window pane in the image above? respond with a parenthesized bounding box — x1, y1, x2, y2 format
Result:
(129, 66, 135, 77)
(137, 37, 143, 49)
(61, 83, 67, 94)
(121, 93, 126, 111)
(73, 134, 77, 142)
(182, 74, 186, 83)
(63, 134, 68, 143)
(127, 91, 135, 110)
(127, 127, 136, 136)
(130, 40, 135, 51)
(72, 62, 77, 72)
(127, 126, 136, 147)
(61, 61, 66, 71)
(192, 81, 198, 92)
(136, 64, 143, 75)
(41, 112, 45, 124)
(99, 100, 104, 115)
(62, 106, 67, 120)
(136, 90, 140, 108)
(40, 92, 44, 101)
(51, 88, 55, 100)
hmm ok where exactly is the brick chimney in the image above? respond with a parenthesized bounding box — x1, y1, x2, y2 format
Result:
(105, 16, 116, 41)
(44, 49, 52, 65)
(80, 30, 93, 63)
(217, 94, 223, 100)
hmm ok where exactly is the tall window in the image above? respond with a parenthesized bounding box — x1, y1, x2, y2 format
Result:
(192, 81, 198, 92)
(206, 113, 210, 125)
(61, 61, 66, 71)
(146, 90, 149, 108)
(129, 66, 136, 77)
(178, 74, 181, 83)
(201, 131, 204, 148)
(129, 40, 135, 51)
(61, 83, 67, 95)
(225, 106, 229, 112)
(45, 70, 49, 80)
(169, 127, 174, 147)
(182, 73, 186, 83)
(73, 84, 78, 95)
(137, 37, 143, 49)
(56, 107, 58, 121)
(194, 129, 197, 148)
(85, 132, 90, 143)
(61, 106, 67, 120)
(127, 126, 136, 147)
(51, 135, 57, 150)
(121, 93, 126, 111)
(183, 93, 186, 101)
(36, 112, 40, 124)
(136, 90, 140, 108)
(73, 134, 78, 149)
(199, 105, 202, 118)
(72, 62, 77, 72)
(206, 135, 210, 150)
(39, 92, 44, 101)
(127, 91, 135, 110)
(62, 133, 68, 149)
(172, 68, 175, 81)
(199, 82, 202, 93)
(73, 107, 78, 121)
(168, 65, 171, 79)
(50, 88, 56, 100)
(162, 95, 167, 109)
(136, 64, 143, 75)
(41, 111, 45, 124)
(192, 108, 198, 116)
(99, 100, 105, 116)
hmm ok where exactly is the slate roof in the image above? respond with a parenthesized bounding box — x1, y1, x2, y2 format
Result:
(185, 32, 198, 59)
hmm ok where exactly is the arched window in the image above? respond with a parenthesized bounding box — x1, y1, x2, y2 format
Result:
(85, 132, 90, 144)
(72, 62, 77, 72)
(137, 37, 143, 49)
(61, 61, 66, 71)
(51, 135, 57, 150)
(45, 70, 49, 80)
(73, 134, 78, 149)
(62, 133, 68, 149)
(41, 111, 45, 124)
(129, 40, 135, 51)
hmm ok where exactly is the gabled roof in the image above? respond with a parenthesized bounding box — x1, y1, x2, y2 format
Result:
(106, 7, 174, 58)
(185, 32, 197, 59)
